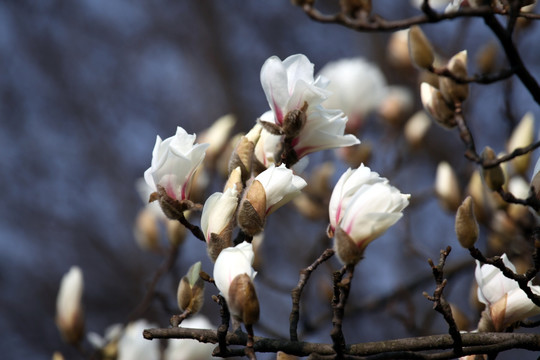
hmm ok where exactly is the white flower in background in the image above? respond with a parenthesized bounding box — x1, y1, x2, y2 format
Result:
(435, 161, 461, 212)
(87, 323, 123, 350)
(476, 254, 540, 331)
(319, 57, 387, 124)
(259, 54, 359, 161)
(213, 242, 259, 324)
(56, 266, 84, 344)
(144, 126, 209, 201)
(164, 315, 216, 360)
(117, 319, 160, 360)
(237, 164, 307, 235)
(329, 165, 410, 265)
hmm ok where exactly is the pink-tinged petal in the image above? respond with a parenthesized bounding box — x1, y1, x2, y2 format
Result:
(255, 164, 307, 214)
(201, 187, 239, 242)
(282, 54, 315, 92)
(260, 56, 289, 124)
(475, 254, 520, 306)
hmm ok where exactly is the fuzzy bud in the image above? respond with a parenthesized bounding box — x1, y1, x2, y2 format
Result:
(439, 50, 469, 105)
(177, 262, 205, 314)
(408, 26, 435, 69)
(228, 274, 260, 325)
(237, 180, 267, 236)
(420, 82, 456, 128)
(507, 112, 535, 175)
(481, 146, 505, 191)
(455, 196, 479, 249)
(133, 208, 160, 252)
(435, 161, 461, 212)
(56, 267, 84, 344)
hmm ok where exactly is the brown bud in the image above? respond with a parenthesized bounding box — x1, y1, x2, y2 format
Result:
(166, 219, 187, 247)
(476, 41, 498, 74)
(237, 180, 267, 236)
(153, 185, 197, 220)
(282, 102, 307, 139)
(133, 208, 160, 252)
(177, 262, 205, 313)
(334, 226, 364, 266)
(507, 112, 534, 175)
(420, 83, 456, 129)
(177, 277, 193, 311)
(408, 26, 435, 69)
(229, 136, 255, 183)
(224, 166, 243, 193)
(207, 224, 234, 262)
(439, 50, 469, 105)
(455, 196, 479, 249)
(228, 274, 260, 325)
(481, 146, 505, 191)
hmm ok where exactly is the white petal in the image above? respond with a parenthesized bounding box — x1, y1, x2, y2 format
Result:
(213, 242, 256, 303)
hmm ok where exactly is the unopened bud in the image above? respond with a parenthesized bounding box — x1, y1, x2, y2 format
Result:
(378, 86, 413, 126)
(531, 157, 540, 202)
(133, 208, 160, 252)
(439, 50, 469, 105)
(420, 82, 456, 128)
(167, 219, 186, 247)
(224, 166, 243, 193)
(476, 42, 498, 74)
(52, 352, 65, 360)
(229, 136, 255, 183)
(56, 267, 84, 345)
(507, 112, 535, 175)
(199, 114, 236, 162)
(387, 29, 411, 68)
(482, 146, 505, 191)
(455, 196, 479, 249)
(228, 274, 260, 325)
(408, 26, 435, 69)
(435, 162, 461, 212)
(177, 262, 205, 314)
(237, 180, 267, 236)
(404, 111, 431, 148)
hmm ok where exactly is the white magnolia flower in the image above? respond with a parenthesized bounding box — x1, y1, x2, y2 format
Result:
(201, 186, 239, 242)
(213, 242, 259, 323)
(56, 266, 84, 344)
(117, 319, 160, 360)
(214, 242, 256, 300)
(319, 57, 387, 121)
(476, 254, 540, 331)
(144, 126, 209, 201)
(164, 316, 216, 360)
(254, 163, 307, 215)
(259, 54, 359, 160)
(329, 165, 410, 264)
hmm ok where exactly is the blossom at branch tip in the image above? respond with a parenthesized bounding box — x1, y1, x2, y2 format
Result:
(476, 255, 540, 331)
(329, 165, 410, 265)
(144, 126, 209, 202)
(164, 315, 217, 360)
(259, 54, 360, 163)
(56, 266, 84, 344)
(237, 164, 307, 235)
(201, 185, 239, 261)
(213, 242, 259, 324)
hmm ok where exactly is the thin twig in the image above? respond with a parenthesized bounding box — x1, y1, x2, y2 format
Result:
(290, 248, 335, 341)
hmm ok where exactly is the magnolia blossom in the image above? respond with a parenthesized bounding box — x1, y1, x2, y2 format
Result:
(164, 316, 216, 360)
(144, 126, 209, 201)
(213, 242, 259, 323)
(255, 163, 307, 215)
(476, 254, 540, 331)
(318, 57, 387, 125)
(329, 165, 410, 264)
(117, 319, 160, 360)
(56, 266, 84, 344)
(201, 186, 239, 242)
(259, 54, 359, 160)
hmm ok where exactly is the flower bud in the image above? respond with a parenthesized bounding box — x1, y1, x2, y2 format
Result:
(387, 29, 411, 68)
(481, 146, 505, 191)
(133, 208, 160, 252)
(224, 166, 243, 193)
(531, 156, 540, 202)
(237, 180, 267, 236)
(166, 219, 186, 247)
(507, 112, 535, 175)
(52, 352, 65, 360)
(229, 136, 256, 183)
(476, 41, 498, 74)
(404, 111, 431, 148)
(56, 266, 84, 344)
(439, 50, 469, 105)
(408, 26, 435, 69)
(378, 86, 413, 127)
(455, 196, 479, 249)
(334, 226, 365, 265)
(177, 262, 205, 314)
(435, 161, 461, 212)
(228, 274, 260, 325)
(198, 114, 236, 163)
(420, 82, 456, 128)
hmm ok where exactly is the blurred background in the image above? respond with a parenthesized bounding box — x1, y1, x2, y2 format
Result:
(2, 0, 540, 359)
